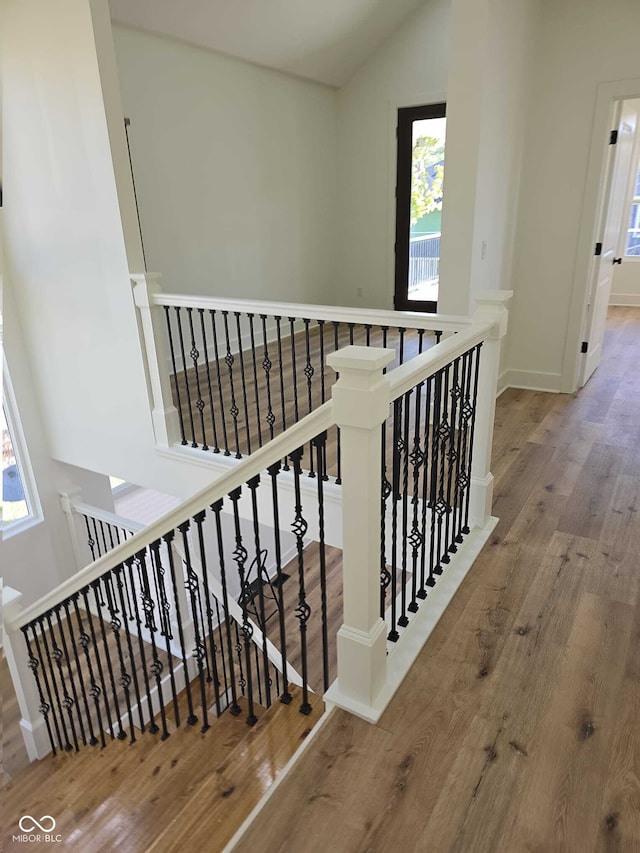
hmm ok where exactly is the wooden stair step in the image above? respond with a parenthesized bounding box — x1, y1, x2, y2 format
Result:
(3, 698, 253, 851)
(147, 686, 324, 852)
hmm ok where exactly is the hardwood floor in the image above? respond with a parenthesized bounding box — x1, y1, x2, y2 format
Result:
(6, 307, 640, 852)
(236, 307, 640, 853)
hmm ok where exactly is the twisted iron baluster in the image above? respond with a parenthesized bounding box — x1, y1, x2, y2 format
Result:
(178, 520, 210, 733)
(222, 311, 242, 458)
(462, 343, 483, 534)
(234, 312, 253, 455)
(418, 376, 433, 598)
(23, 625, 58, 755)
(175, 307, 198, 448)
(149, 540, 180, 726)
(163, 530, 196, 726)
(193, 509, 223, 718)
(103, 573, 137, 743)
(211, 499, 241, 716)
(247, 475, 272, 708)
(199, 307, 220, 452)
(248, 314, 263, 449)
(81, 585, 116, 739)
(289, 446, 312, 714)
(135, 551, 169, 739)
(53, 605, 87, 746)
(229, 487, 258, 725)
(408, 377, 425, 614)
(267, 461, 292, 704)
(398, 390, 411, 628)
(83, 514, 96, 561)
(129, 555, 157, 732)
(44, 611, 78, 751)
(72, 594, 106, 747)
(209, 309, 230, 455)
(261, 315, 276, 442)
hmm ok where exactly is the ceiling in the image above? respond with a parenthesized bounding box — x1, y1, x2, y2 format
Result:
(108, 0, 428, 88)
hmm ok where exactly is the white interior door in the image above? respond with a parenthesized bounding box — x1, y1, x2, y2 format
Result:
(580, 100, 638, 385)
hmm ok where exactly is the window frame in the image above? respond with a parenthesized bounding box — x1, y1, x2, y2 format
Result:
(622, 142, 640, 261)
(2, 363, 42, 539)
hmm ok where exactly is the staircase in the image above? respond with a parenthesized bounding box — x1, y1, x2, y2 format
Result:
(3, 683, 322, 850)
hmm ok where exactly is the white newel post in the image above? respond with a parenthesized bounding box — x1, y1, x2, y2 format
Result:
(468, 289, 512, 529)
(59, 488, 86, 570)
(324, 345, 395, 721)
(3, 588, 52, 760)
(131, 273, 181, 447)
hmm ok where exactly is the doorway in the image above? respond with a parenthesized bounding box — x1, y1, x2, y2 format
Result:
(394, 103, 446, 313)
(580, 98, 640, 386)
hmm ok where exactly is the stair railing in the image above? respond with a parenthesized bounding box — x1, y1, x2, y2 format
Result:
(4, 289, 510, 759)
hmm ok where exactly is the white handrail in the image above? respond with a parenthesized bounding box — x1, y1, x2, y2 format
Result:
(8, 401, 335, 631)
(151, 291, 475, 335)
(72, 501, 145, 534)
(8, 317, 493, 634)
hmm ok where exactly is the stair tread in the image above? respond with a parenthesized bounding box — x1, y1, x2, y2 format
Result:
(147, 687, 324, 853)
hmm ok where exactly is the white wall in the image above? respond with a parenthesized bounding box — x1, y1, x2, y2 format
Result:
(2, 0, 254, 503)
(507, 0, 640, 392)
(2, 263, 115, 606)
(332, 0, 450, 310)
(112, 24, 338, 305)
(438, 0, 539, 320)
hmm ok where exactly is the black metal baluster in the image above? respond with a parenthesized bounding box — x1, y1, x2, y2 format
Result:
(435, 330, 443, 344)
(313, 432, 330, 692)
(418, 328, 425, 355)
(45, 611, 79, 751)
(103, 574, 137, 743)
(83, 515, 97, 561)
(445, 357, 462, 557)
(163, 530, 196, 726)
(229, 487, 258, 725)
(62, 598, 97, 746)
(454, 349, 472, 544)
(91, 519, 102, 559)
(177, 521, 210, 733)
(462, 344, 483, 535)
(186, 308, 208, 449)
(211, 499, 241, 716)
(267, 462, 292, 704)
(127, 556, 155, 732)
(398, 391, 411, 628)
(234, 312, 253, 456)
(304, 319, 316, 477)
(348, 323, 355, 345)
(247, 476, 272, 709)
(247, 314, 264, 449)
(222, 311, 242, 458)
(136, 551, 169, 739)
(164, 306, 188, 446)
(193, 510, 223, 718)
(234, 621, 246, 698)
(418, 376, 432, 599)
(439, 364, 453, 567)
(261, 315, 276, 443)
(388, 398, 402, 642)
(113, 565, 146, 736)
(106, 522, 116, 552)
(72, 595, 106, 747)
(209, 310, 230, 455)
(176, 307, 198, 448)
(398, 328, 406, 365)
(81, 586, 116, 739)
(149, 540, 180, 726)
(365, 324, 371, 346)
(199, 308, 220, 453)
(427, 371, 442, 589)
(98, 521, 109, 557)
(53, 605, 87, 746)
(408, 376, 424, 615)
(23, 625, 60, 754)
(289, 317, 300, 425)
(289, 446, 312, 714)
(380, 419, 392, 618)
(319, 320, 326, 403)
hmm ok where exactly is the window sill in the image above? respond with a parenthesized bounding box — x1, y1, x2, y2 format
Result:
(2, 514, 43, 541)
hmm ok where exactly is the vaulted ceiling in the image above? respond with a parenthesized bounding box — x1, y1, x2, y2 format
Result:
(108, 0, 428, 87)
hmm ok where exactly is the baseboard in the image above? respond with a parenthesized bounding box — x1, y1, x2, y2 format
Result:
(499, 368, 562, 393)
(609, 293, 640, 306)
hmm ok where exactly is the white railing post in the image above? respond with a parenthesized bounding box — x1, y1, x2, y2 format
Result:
(3, 588, 52, 761)
(324, 345, 395, 721)
(132, 273, 181, 447)
(468, 289, 512, 528)
(59, 488, 86, 570)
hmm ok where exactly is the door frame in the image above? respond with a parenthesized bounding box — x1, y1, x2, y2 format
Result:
(563, 78, 640, 392)
(386, 91, 447, 312)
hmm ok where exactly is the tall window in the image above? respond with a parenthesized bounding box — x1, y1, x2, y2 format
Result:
(624, 160, 640, 257)
(2, 370, 40, 535)
(394, 103, 446, 313)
